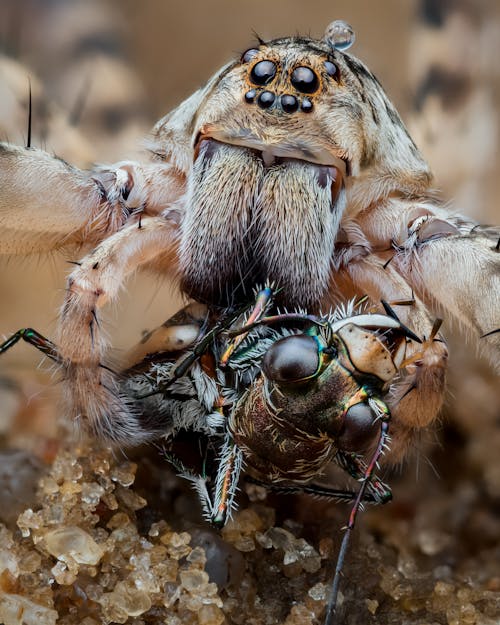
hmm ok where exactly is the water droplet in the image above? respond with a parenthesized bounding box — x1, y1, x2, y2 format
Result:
(324, 20, 356, 51)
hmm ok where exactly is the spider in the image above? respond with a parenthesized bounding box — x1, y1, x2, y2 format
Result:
(0, 17, 498, 625)
(0, 18, 497, 458)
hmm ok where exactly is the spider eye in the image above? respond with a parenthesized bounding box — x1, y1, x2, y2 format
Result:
(262, 334, 320, 384)
(241, 48, 260, 63)
(290, 66, 319, 94)
(337, 402, 378, 452)
(324, 60, 339, 80)
(250, 60, 277, 86)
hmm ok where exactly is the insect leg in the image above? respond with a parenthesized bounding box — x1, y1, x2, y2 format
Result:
(165, 432, 243, 527)
(334, 451, 392, 504)
(325, 408, 391, 625)
(220, 286, 273, 366)
(211, 434, 244, 528)
(0, 328, 59, 362)
(244, 475, 386, 504)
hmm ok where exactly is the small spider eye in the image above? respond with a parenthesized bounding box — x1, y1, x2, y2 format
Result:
(262, 334, 320, 384)
(291, 66, 319, 94)
(338, 402, 377, 452)
(324, 60, 339, 80)
(241, 48, 259, 63)
(250, 60, 277, 86)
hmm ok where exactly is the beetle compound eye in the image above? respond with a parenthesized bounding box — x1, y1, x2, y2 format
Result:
(262, 334, 320, 384)
(250, 60, 277, 85)
(324, 60, 339, 81)
(338, 402, 378, 452)
(241, 48, 260, 63)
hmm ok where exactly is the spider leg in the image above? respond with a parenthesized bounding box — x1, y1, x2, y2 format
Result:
(394, 220, 500, 364)
(0, 142, 183, 255)
(352, 200, 499, 362)
(341, 257, 448, 463)
(58, 215, 179, 444)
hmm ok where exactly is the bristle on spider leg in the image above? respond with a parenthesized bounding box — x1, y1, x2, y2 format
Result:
(26, 78, 32, 148)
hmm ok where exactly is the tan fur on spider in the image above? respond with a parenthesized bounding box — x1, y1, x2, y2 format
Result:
(0, 22, 498, 459)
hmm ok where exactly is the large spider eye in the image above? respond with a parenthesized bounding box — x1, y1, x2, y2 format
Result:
(262, 334, 320, 384)
(337, 403, 378, 452)
(241, 48, 259, 63)
(324, 60, 339, 81)
(250, 60, 277, 86)
(291, 66, 319, 94)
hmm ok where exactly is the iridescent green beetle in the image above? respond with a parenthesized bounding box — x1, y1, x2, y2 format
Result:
(0, 286, 422, 623)
(134, 287, 422, 623)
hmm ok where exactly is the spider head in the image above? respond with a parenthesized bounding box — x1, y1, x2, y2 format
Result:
(158, 26, 431, 309)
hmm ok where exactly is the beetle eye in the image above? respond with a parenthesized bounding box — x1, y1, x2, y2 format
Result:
(291, 66, 319, 94)
(262, 334, 320, 384)
(241, 48, 260, 63)
(337, 402, 378, 452)
(250, 60, 277, 86)
(324, 60, 339, 80)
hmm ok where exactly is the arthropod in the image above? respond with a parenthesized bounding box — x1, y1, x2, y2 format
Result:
(0, 285, 426, 622)
(0, 15, 499, 624)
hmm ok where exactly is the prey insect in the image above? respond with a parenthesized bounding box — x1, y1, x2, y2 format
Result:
(1, 287, 424, 623)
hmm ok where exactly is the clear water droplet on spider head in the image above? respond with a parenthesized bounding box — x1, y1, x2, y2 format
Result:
(324, 20, 355, 51)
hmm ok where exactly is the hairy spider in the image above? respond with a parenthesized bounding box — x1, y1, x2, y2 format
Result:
(0, 19, 497, 458)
